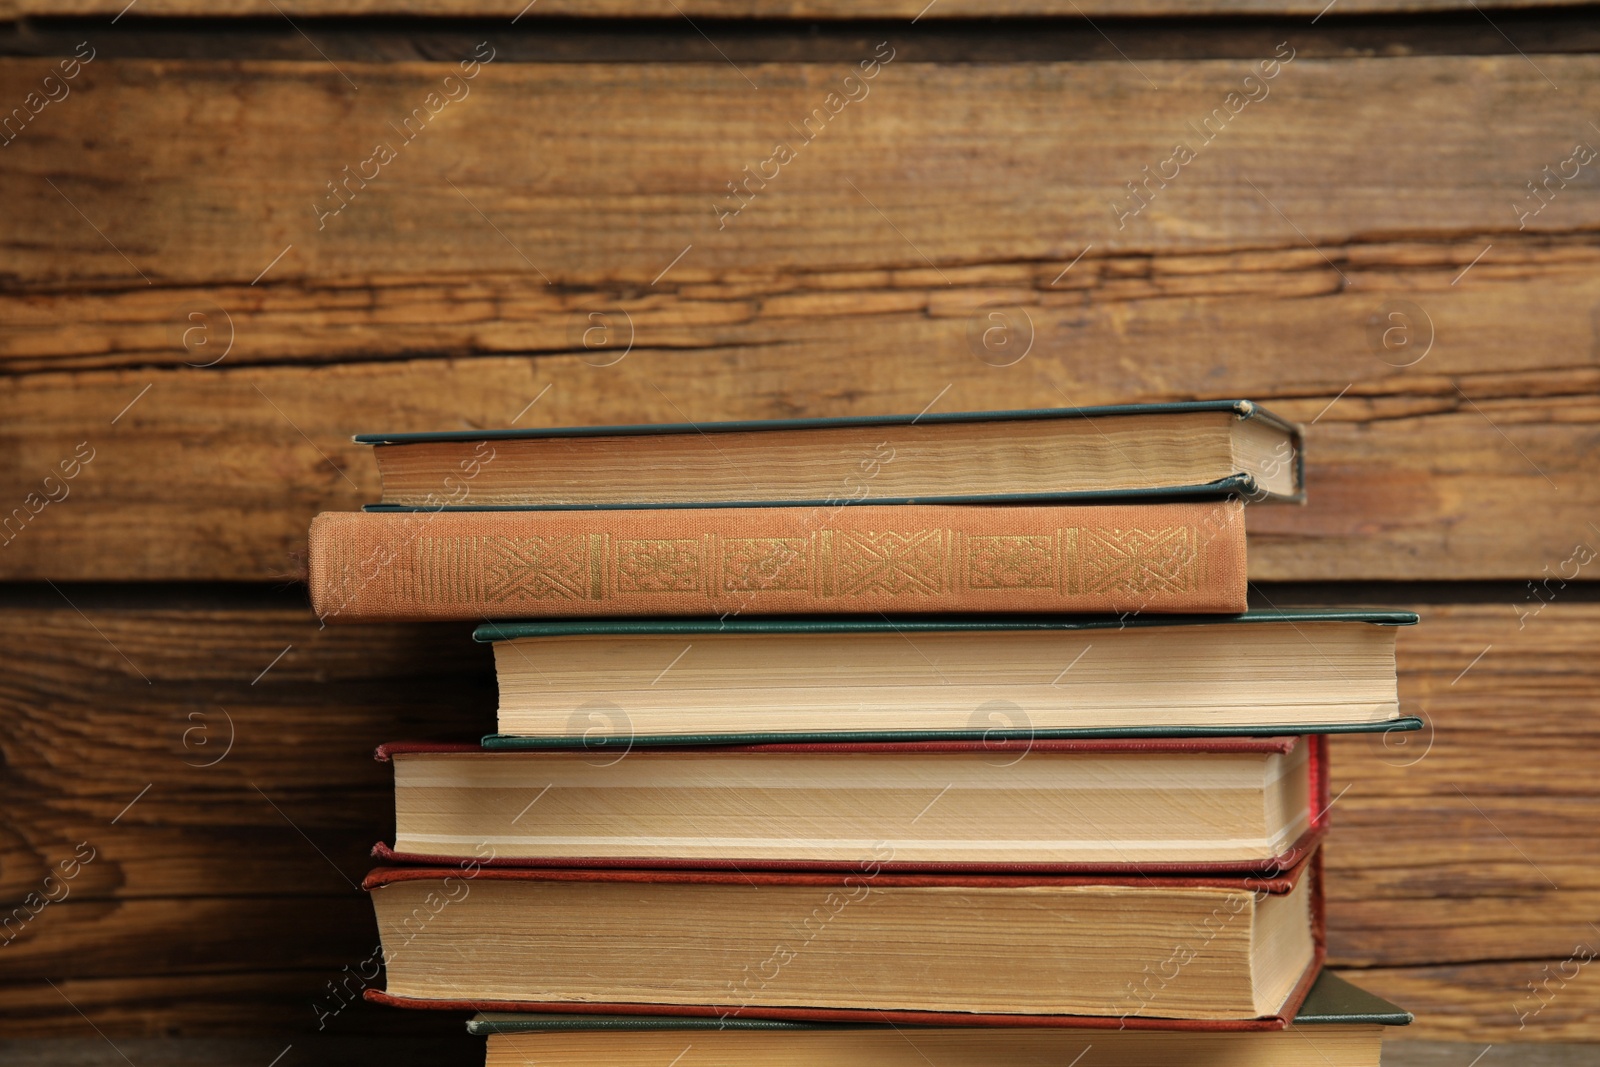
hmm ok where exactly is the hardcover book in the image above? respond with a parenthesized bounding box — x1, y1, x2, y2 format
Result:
(372, 735, 1328, 873)
(308, 500, 1248, 623)
(468, 971, 1410, 1066)
(354, 399, 1303, 510)
(474, 610, 1419, 744)
(364, 851, 1323, 1025)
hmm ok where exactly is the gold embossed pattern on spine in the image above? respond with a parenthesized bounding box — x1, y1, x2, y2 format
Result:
(307, 501, 1246, 622)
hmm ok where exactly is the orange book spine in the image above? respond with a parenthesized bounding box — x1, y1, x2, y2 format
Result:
(308, 501, 1246, 622)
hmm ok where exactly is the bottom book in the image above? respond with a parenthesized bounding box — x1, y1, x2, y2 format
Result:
(467, 970, 1410, 1067)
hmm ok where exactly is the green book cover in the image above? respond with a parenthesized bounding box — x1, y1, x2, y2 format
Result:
(477, 609, 1422, 748)
(357, 399, 1306, 510)
(474, 608, 1418, 642)
(358, 399, 1297, 445)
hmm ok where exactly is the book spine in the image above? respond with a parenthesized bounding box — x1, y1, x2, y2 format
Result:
(309, 501, 1246, 622)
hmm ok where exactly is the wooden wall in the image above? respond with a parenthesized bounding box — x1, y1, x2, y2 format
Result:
(2, 5, 1598, 1062)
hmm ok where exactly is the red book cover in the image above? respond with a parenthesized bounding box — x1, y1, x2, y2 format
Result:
(362, 850, 1325, 1030)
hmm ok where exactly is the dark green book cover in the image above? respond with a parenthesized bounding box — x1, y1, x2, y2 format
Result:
(357, 399, 1306, 510)
(474, 607, 1417, 641)
(477, 609, 1422, 748)
(359, 399, 1298, 445)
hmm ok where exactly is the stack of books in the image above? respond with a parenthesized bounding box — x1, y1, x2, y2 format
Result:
(308, 400, 1417, 1066)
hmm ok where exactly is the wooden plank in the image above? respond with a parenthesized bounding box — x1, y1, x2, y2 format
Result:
(6, 56, 1600, 284)
(0, 897, 373, 981)
(0, 973, 476, 1039)
(10, 242, 1600, 375)
(0, 799, 386, 902)
(1323, 600, 1600, 980)
(1340, 964, 1600, 1044)
(1, 0, 1589, 17)
(1385, 1042, 1600, 1066)
(0, 595, 491, 900)
(0, 1038, 478, 1067)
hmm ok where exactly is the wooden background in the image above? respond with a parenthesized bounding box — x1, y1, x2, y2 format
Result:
(2, 4, 1599, 1064)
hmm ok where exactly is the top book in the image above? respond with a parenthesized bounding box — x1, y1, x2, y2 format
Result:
(356, 400, 1302, 510)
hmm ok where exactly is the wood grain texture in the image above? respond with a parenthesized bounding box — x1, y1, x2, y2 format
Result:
(0, 602, 493, 901)
(1, 592, 1597, 1039)
(1344, 964, 1600, 1044)
(0, 1037, 478, 1067)
(12, 242, 1600, 375)
(1, 0, 1588, 17)
(1, 897, 375, 981)
(7, 56, 1600, 283)
(1383, 1041, 1600, 1065)
(0, 973, 475, 1041)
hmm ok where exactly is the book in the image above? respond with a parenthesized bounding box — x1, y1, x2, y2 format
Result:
(371, 735, 1328, 873)
(308, 500, 1248, 623)
(363, 851, 1322, 1024)
(474, 610, 1418, 744)
(468, 970, 1410, 1066)
(354, 400, 1303, 510)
